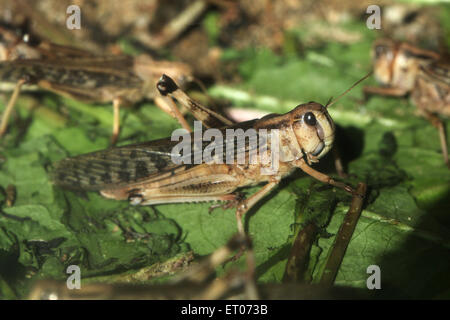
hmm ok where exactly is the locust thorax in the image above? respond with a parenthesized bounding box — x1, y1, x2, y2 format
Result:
(289, 102, 335, 163)
(372, 39, 438, 92)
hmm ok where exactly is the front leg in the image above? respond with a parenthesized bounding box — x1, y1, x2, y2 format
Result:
(294, 158, 355, 195)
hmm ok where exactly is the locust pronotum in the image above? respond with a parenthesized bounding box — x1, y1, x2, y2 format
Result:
(52, 73, 369, 238)
(364, 38, 449, 168)
(0, 32, 194, 144)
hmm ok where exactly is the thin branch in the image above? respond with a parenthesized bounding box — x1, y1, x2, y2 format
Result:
(319, 182, 367, 286)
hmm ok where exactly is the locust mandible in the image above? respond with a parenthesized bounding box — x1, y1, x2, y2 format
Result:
(364, 38, 449, 168)
(52, 74, 367, 236)
(0, 30, 193, 144)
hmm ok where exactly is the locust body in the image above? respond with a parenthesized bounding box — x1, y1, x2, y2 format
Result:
(54, 102, 334, 201)
(0, 30, 193, 142)
(365, 38, 450, 167)
(53, 75, 354, 235)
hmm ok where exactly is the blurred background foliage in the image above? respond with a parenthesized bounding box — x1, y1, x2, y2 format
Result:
(0, 0, 449, 299)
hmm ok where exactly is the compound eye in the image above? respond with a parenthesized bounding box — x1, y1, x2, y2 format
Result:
(304, 112, 316, 126)
(375, 45, 389, 59)
(375, 46, 383, 57)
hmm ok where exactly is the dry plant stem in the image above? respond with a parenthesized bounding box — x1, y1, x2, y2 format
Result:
(0, 79, 26, 137)
(194, 271, 241, 299)
(283, 222, 319, 283)
(319, 182, 367, 286)
(173, 233, 258, 299)
(112, 98, 121, 145)
(173, 234, 248, 284)
(28, 279, 218, 300)
(29, 278, 369, 300)
(244, 245, 259, 300)
(199, 246, 259, 300)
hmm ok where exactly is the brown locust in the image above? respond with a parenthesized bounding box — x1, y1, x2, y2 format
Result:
(364, 38, 449, 168)
(52, 74, 366, 236)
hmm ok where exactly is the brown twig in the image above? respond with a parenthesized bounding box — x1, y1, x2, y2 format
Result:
(282, 222, 319, 283)
(319, 182, 367, 286)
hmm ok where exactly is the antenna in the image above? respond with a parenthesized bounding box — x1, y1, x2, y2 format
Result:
(325, 71, 373, 108)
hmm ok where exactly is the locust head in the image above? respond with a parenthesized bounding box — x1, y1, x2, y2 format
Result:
(372, 38, 438, 92)
(258, 73, 370, 166)
(289, 102, 335, 163)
